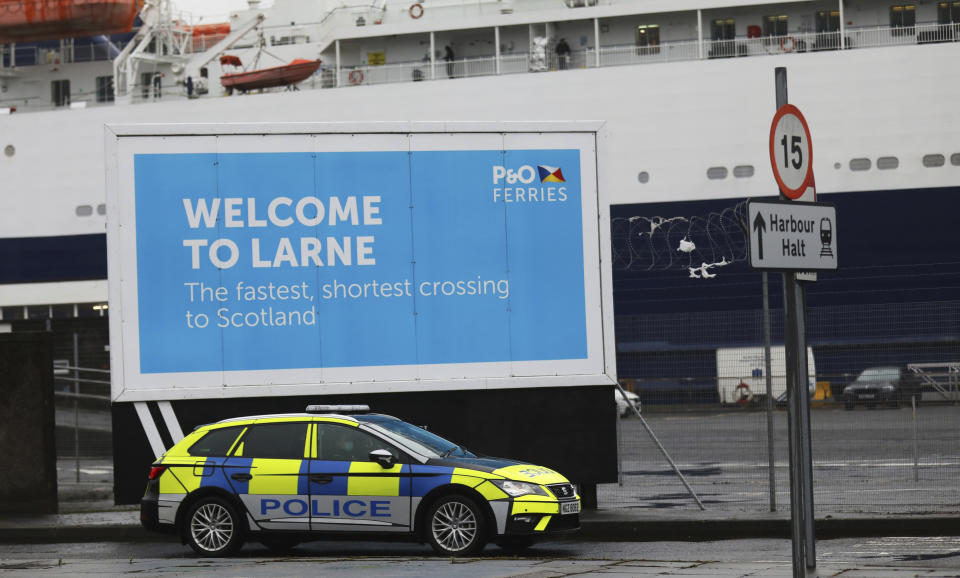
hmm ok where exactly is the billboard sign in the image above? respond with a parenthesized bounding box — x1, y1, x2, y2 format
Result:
(105, 124, 615, 402)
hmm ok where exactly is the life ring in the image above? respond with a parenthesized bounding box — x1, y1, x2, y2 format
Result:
(409, 3, 423, 18)
(348, 70, 364, 85)
(734, 382, 753, 404)
(780, 36, 796, 53)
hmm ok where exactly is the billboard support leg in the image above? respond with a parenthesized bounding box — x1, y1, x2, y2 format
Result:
(615, 382, 705, 510)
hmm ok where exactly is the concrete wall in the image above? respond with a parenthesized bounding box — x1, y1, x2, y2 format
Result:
(0, 332, 57, 514)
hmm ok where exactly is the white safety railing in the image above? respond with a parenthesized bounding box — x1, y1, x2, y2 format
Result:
(3, 21, 958, 110)
(595, 40, 701, 67)
(330, 22, 957, 92)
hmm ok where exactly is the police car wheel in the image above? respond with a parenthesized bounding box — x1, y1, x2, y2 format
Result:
(185, 497, 244, 556)
(426, 495, 486, 556)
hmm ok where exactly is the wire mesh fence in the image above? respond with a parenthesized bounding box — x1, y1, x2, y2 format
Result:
(48, 319, 113, 486)
(603, 301, 960, 515)
(32, 291, 960, 517)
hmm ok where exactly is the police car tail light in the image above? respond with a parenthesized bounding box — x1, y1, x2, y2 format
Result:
(491, 479, 548, 497)
(148, 466, 166, 480)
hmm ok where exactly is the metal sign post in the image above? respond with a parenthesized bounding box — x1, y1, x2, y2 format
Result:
(772, 67, 819, 577)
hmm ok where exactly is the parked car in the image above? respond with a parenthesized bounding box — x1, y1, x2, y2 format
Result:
(843, 366, 923, 410)
(140, 405, 580, 557)
(615, 389, 641, 417)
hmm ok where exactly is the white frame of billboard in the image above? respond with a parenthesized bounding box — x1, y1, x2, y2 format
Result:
(105, 122, 616, 402)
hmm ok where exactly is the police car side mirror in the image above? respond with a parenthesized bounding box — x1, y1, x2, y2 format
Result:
(369, 449, 395, 468)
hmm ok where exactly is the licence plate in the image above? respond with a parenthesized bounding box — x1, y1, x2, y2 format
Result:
(560, 501, 580, 515)
(859, 394, 876, 399)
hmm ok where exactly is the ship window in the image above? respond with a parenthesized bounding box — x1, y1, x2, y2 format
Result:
(3, 144, 13, 157)
(75, 205, 93, 217)
(96, 76, 114, 103)
(636, 25, 660, 47)
(711, 19, 736, 41)
(951, 153, 960, 166)
(51, 304, 74, 319)
(26, 306, 49, 320)
(849, 158, 871, 171)
(97, 204, 106, 215)
(77, 303, 108, 318)
(764, 15, 788, 37)
(890, 5, 916, 34)
(922, 154, 945, 167)
(1, 306, 24, 321)
(707, 166, 728, 180)
(938, 2, 960, 24)
(816, 11, 841, 33)
(637, 171, 649, 184)
(51, 79, 71, 107)
(877, 156, 899, 170)
(733, 165, 755, 178)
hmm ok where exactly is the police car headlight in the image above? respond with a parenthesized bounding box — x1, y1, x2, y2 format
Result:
(492, 480, 549, 497)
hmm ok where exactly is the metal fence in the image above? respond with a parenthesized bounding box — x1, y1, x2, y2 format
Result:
(50, 321, 113, 488)
(42, 293, 960, 517)
(602, 300, 960, 515)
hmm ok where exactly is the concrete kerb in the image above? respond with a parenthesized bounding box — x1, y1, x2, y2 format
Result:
(2, 506, 959, 545)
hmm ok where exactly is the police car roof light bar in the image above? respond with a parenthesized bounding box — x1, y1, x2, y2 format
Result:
(305, 404, 371, 414)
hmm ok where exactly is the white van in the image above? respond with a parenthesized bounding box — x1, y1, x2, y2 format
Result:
(716, 346, 816, 405)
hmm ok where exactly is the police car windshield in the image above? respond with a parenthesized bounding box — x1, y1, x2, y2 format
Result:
(361, 417, 475, 459)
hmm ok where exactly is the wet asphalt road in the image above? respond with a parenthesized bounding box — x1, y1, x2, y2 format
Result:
(2, 536, 960, 576)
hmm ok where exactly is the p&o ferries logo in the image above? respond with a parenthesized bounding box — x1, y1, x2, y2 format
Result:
(537, 165, 566, 183)
(492, 164, 568, 203)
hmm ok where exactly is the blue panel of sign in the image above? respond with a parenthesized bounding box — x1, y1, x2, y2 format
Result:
(133, 150, 587, 373)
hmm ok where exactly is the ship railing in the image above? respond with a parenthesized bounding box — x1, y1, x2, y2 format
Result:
(333, 19, 960, 89)
(589, 41, 700, 67)
(338, 53, 531, 86)
(1, 41, 130, 68)
(187, 33, 231, 54)
(848, 21, 959, 49)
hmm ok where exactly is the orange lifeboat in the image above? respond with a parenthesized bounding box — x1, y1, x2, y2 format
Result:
(174, 20, 230, 52)
(220, 56, 322, 93)
(0, 0, 143, 44)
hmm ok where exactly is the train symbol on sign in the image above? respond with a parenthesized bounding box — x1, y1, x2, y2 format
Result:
(819, 218, 833, 257)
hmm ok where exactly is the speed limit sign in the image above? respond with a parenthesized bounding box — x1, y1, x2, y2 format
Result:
(769, 104, 813, 200)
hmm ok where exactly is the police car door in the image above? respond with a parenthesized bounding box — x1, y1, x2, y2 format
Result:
(309, 422, 410, 532)
(225, 421, 311, 530)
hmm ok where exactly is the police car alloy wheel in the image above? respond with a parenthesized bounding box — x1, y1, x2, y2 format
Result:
(185, 497, 245, 556)
(426, 495, 486, 556)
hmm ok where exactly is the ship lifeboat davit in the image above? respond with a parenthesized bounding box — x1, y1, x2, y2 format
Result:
(220, 57, 322, 93)
(0, 0, 143, 44)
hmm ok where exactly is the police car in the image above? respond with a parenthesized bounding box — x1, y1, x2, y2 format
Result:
(140, 405, 580, 556)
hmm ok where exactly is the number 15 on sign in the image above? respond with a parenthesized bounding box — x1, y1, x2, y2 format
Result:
(769, 104, 813, 200)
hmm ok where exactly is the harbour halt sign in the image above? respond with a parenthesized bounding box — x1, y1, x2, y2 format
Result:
(748, 200, 837, 271)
